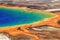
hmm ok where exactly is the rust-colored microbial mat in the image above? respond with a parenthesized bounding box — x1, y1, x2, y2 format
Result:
(0, 5, 60, 40)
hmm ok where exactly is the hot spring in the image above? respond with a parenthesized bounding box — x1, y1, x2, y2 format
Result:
(0, 7, 55, 27)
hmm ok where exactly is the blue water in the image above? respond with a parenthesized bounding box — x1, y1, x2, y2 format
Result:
(0, 8, 54, 27)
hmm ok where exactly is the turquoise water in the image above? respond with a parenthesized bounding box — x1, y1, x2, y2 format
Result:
(0, 7, 54, 27)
